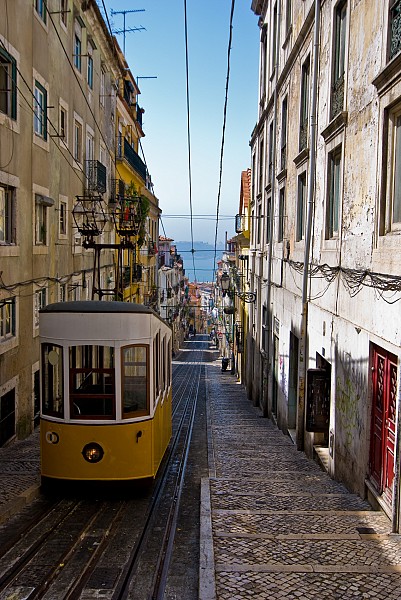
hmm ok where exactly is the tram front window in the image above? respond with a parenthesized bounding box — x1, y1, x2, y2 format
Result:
(42, 344, 64, 418)
(69, 345, 115, 419)
(122, 345, 149, 417)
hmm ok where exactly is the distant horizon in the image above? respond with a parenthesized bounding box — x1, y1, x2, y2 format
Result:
(174, 241, 224, 283)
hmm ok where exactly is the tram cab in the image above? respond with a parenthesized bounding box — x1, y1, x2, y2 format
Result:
(39, 301, 172, 482)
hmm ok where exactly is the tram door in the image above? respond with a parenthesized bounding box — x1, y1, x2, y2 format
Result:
(370, 345, 397, 505)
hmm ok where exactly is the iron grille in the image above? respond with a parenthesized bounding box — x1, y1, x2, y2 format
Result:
(86, 160, 107, 194)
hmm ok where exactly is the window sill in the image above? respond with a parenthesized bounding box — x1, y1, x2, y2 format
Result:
(293, 147, 309, 168)
(0, 244, 19, 257)
(321, 111, 348, 144)
(0, 336, 18, 355)
(372, 51, 401, 96)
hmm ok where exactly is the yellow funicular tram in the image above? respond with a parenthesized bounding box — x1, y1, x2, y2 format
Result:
(40, 301, 172, 482)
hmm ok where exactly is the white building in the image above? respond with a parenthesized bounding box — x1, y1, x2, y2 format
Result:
(249, 0, 401, 529)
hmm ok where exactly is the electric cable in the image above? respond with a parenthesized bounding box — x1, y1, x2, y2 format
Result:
(183, 0, 197, 282)
(213, 0, 235, 283)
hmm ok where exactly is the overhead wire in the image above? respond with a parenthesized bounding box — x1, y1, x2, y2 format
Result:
(213, 0, 236, 282)
(183, 0, 197, 282)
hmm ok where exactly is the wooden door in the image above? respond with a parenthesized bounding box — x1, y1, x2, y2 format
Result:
(370, 346, 397, 503)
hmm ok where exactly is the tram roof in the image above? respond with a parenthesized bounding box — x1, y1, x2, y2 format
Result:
(40, 301, 155, 315)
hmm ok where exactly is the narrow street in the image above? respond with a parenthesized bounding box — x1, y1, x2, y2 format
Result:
(0, 336, 400, 600)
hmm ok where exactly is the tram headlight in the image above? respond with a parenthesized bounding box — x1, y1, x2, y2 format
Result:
(82, 442, 104, 463)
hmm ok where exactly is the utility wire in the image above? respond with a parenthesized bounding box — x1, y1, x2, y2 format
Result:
(183, 0, 197, 282)
(213, 0, 235, 282)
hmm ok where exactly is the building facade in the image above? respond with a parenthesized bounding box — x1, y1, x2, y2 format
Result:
(0, 0, 159, 446)
(249, 0, 401, 529)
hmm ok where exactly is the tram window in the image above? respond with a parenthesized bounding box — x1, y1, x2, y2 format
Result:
(69, 345, 115, 419)
(42, 344, 64, 418)
(122, 345, 149, 417)
(162, 336, 166, 390)
(167, 339, 171, 386)
(154, 332, 160, 395)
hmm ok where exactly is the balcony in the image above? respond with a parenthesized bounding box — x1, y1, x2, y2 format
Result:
(117, 137, 147, 181)
(85, 160, 107, 194)
(235, 214, 246, 234)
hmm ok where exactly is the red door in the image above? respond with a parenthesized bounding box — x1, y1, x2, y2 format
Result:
(370, 346, 397, 504)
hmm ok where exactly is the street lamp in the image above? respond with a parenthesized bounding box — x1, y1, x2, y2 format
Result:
(220, 271, 256, 304)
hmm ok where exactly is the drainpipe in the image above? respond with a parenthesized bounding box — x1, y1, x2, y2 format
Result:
(296, 0, 321, 450)
(264, 0, 281, 416)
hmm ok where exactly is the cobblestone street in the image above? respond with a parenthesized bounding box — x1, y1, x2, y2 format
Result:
(200, 361, 401, 600)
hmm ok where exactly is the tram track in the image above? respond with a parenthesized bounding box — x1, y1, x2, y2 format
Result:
(0, 338, 210, 600)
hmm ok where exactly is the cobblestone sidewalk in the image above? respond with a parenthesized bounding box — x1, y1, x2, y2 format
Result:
(0, 429, 41, 525)
(200, 362, 400, 600)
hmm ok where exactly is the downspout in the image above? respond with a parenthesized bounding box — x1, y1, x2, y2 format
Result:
(265, 0, 281, 416)
(296, 0, 320, 450)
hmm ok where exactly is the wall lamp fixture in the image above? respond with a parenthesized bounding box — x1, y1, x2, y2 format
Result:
(220, 272, 256, 304)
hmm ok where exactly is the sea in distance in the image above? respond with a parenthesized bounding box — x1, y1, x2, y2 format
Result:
(175, 241, 226, 283)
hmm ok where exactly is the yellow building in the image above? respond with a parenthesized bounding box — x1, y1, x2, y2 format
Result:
(113, 41, 160, 306)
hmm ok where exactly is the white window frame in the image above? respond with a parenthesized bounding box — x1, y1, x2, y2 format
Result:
(34, 287, 47, 331)
(73, 112, 83, 166)
(59, 195, 68, 238)
(0, 185, 16, 244)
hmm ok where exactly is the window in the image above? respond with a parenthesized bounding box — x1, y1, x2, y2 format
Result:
(0, 185, 15, 244)
(0, 48, 17, 119)
(258, 136, 264, 194)
(260, 25, 267, 101)
(0, 298, 16, 342)
(268, 121, 274, 184)
(331, 0, 347, 120)
(271, 2, 278, 73)
(74, 118, 83, 163)
(59, 283, 66, 302)
(34, 81, 47, 139)
(60, 0, 68, 27)
(266, 195, 272, 244)
(390, 0, 401, 60)
(74, 34, 82, 72)
(59, 199, 67, 235)
(100, 68, 105, 107)
(122, 345, 149, 417)
(41, 344, 64, 418)
(299, 57, 310, 151)
(87, 55, 93, 89)
(70, 345, 115, 419)
(285, 0, 292, 36)
(35, 194, 51, 245)
(281, 96, 288, 171)
(383, 107, 401, 233)
(297, 172, 307, 241)
(326, 145, 342, 238)
(34, 287, 47, 328)
(35, 0, 46, 23)
(87, 41, 95, 90)
(59, 104, 67, 142)
(257, 201, 262, 245)
(278, 186, 285, 243)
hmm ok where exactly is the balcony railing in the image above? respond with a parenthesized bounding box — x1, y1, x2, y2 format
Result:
(330, 74, 344, 120)
(123, 138, 147, 181)
(235, 214, 246, 234)
(85, 160, 107, 194)
(391, 0, 401, 59)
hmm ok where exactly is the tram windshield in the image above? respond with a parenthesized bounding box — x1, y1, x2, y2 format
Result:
(69, 345, 115, 419)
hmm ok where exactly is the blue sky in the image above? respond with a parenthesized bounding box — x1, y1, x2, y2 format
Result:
(101, 1, 259, 245)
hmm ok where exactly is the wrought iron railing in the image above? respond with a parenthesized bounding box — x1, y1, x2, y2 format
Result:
(390, 0, 401, 59)
(330, 74, 344, 120)
(85, 160, 107, 194)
